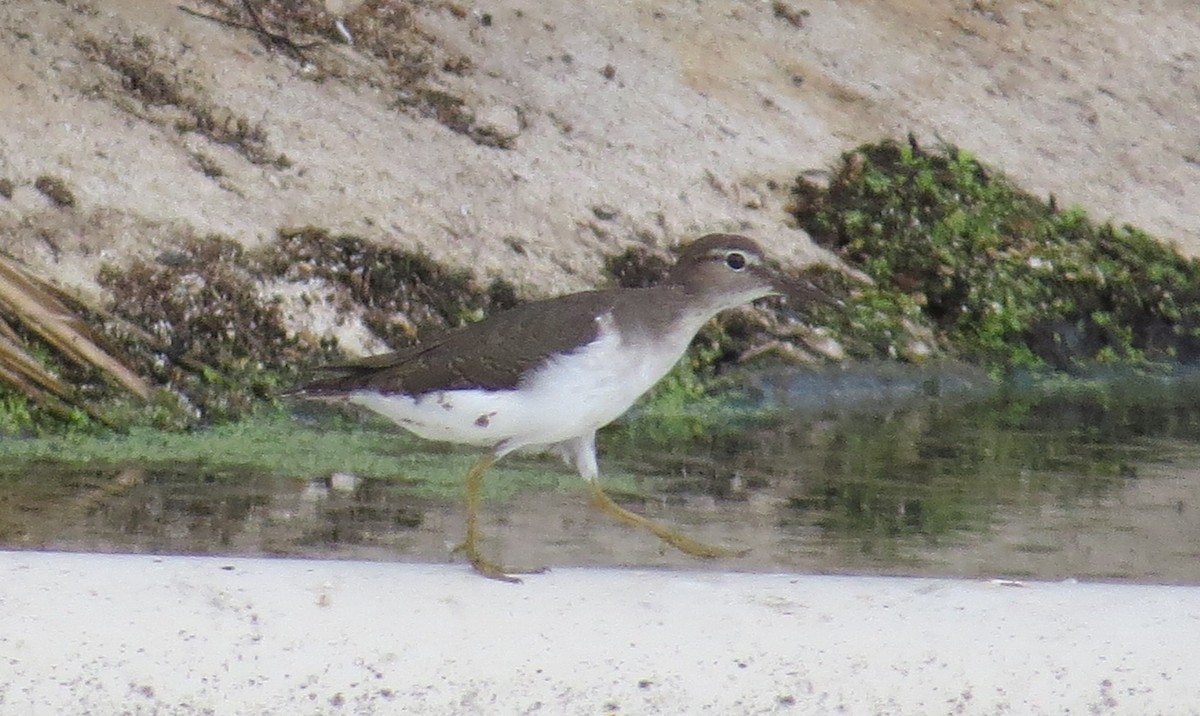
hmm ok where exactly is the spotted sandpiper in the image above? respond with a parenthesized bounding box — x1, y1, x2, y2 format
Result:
(298, 233, 807, 582)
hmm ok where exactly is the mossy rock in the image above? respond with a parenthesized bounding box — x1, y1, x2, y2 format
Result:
(791, 137, 1200, 370)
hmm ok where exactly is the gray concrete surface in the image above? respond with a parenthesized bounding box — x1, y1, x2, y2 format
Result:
(1, 551, 1197, 714)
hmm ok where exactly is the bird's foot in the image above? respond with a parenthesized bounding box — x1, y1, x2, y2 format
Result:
(656, 530, 749, 559)
(588, 481, 748, 559)
(451, 541, 547, 584)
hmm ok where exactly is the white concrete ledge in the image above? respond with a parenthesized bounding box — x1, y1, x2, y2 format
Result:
(1, 551, 1197, 715)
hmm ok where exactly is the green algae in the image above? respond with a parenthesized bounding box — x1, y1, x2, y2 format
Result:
(792, 137, 1200, 371)
(0, 409, 642, 502)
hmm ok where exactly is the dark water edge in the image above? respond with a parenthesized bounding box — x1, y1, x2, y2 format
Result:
(2, 364, 1199, 584)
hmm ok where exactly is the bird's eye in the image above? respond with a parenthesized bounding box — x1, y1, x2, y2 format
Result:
(725, 252, 747, 271)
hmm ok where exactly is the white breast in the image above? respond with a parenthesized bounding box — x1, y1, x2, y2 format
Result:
(347, 311, 707, 454)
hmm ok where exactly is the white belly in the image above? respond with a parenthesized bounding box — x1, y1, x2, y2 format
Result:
(348, 312, 702, 453)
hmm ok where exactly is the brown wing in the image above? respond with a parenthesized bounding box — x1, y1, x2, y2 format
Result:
(299, 289, 631, 396)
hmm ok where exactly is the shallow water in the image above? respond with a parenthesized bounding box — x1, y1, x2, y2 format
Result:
(3, 366, 1200, 584)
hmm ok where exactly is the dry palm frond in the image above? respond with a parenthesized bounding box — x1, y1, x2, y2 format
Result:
(0, 314, 19, 343)
(0, 253, 152, 412)
(0, 352, 85, 422)
(0, 328, 73, 399)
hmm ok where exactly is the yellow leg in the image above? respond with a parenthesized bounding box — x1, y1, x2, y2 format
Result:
(452, 451, 544, 583)
(587, 480, 747, 559)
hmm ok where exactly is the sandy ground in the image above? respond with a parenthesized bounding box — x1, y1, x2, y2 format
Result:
(1, 0, 1199, 320)
(2, 551, 1198, 715)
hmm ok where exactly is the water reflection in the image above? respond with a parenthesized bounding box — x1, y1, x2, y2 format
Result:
(2, 368, 1200, 583)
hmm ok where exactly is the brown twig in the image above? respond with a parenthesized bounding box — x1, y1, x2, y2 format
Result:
(177, 2, 319, 65)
